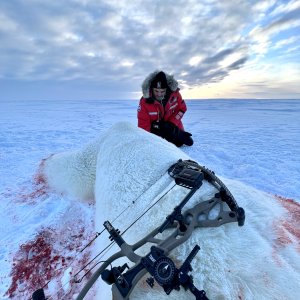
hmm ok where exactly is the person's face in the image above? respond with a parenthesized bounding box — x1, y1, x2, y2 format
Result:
(153, 88, 166, 101)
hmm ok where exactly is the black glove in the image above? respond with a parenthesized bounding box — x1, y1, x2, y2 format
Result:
(151, 121, 164, 136)
(179, 131, 193, 146)
(162, 122, 194, 147)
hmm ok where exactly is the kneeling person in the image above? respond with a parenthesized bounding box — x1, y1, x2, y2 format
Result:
(137, 70, 193, 147)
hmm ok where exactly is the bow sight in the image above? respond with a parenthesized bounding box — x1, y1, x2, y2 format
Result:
(101, 224, 208, 300)
(32, 159, 245, 300)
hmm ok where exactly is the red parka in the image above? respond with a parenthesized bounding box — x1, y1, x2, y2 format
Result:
(137, 71, 187, 132)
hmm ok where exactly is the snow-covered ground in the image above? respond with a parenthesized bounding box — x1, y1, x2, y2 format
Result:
(0, 99, 299, 299)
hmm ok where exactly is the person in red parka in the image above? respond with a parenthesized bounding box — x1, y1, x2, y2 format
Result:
(137, 70, 193, 147)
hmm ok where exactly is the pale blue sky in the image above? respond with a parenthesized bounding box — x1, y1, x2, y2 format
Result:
(0, 0, 300, 100)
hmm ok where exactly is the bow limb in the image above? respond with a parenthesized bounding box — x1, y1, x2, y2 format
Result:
(75, 250, 124, 300)
(76, 194, 243, 299)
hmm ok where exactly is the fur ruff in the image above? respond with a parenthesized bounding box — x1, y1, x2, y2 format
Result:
(142, 70, 178, 98)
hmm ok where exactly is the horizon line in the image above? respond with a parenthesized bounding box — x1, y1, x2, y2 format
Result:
(2, 98, 300, 102)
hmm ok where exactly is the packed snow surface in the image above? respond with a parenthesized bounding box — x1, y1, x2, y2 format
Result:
(0, 99, 299, 300)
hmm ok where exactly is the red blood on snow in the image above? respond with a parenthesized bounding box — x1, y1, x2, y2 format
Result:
(274, 195, 300, 249)
(6, 229, 63, 298)
(14, 156, 52, 204)
(272, 195, 300, 265)
(6, 227, 92, 299)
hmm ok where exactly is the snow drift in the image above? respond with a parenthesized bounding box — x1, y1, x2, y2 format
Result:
(42, 122, 300, 300)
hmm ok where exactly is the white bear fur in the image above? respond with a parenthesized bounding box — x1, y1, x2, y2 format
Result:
(42, 122, 300, 300)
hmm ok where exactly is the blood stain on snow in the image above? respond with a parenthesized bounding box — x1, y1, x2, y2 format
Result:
(17, 185, 47, 203)
(272, 195, 300, 265)
(14, 155, 53, 204)
(33, 154, 56, 191)
(6, 226, 93, 299)
(6, 229, 57, 298)
(34, 156, 50, 187)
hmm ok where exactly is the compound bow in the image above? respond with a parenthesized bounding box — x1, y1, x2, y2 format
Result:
(32, 159, 245, 300)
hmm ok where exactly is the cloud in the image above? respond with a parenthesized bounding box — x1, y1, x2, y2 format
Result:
(249, 2, 300, 52)
(0, 0, 299, 100)
(273, 36, 299, 49)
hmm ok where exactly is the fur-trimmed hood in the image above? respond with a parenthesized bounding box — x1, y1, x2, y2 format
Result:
(142, 70, 179, 98)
